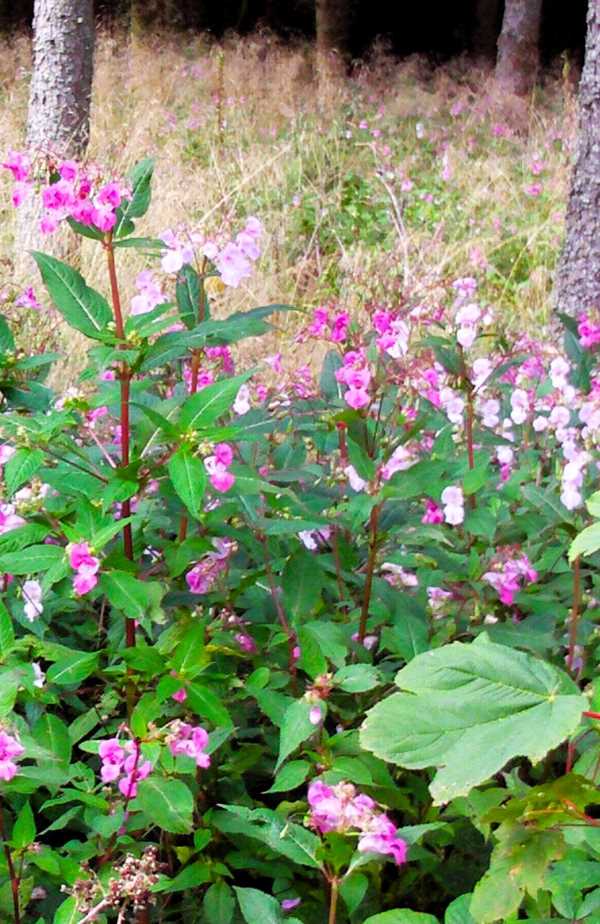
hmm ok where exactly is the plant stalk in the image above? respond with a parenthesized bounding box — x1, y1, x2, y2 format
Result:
(178, 348, 202, 542)
(105, 234, 135, 647)
(357, 503, 381, 644)
(328, 877, 339, 924)
(0, 802, 20, 924)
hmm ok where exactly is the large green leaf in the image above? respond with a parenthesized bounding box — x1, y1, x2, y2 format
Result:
(276, 699, 316, 771)
(204, 881, 235, 924)
(0, 544, 64, 574)
(4, 448, 44, 495)
(360, 637, 586, 803)
(168, 449, 207, 518)
(235, 888, 296, 924)
(136, 777, 194, 834)
(47, 651, 100, 687)
(100, 571, 164, 621)
(179, 372, 253, 431)
(32, 252, 112, 340)
(569, 521, 600, 561)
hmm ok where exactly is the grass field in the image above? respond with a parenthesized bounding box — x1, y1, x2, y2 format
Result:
(0, 30, 578, 378)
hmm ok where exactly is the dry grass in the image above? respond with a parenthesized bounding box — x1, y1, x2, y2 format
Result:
(0, 29, 579, 382)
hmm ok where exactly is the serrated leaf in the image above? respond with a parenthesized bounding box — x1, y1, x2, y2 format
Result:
(32, 252, 112, 340)
(114, 157, 154, 236)
(569, 522, 600, 561)
(4, 448, 44, 495)
(0, 544, 64, 574)
(179, 372, 253, 430)
(264, 760, 310, 793)
(136, 776, 193, 834)
(204, 881, 235, 924)
(12, 802, 35, 848)
(47, 651, 100, 686)
(235, 887, 286, 924)
(334, 664, 382, 693)
(360, 637, 586, 803)
(276, 699, 316, 771)
(168, 449, 206, 519)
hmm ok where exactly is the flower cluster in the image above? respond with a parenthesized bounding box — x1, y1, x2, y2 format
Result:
(307, 780, 407, 866)
(3, 152, 130, 234)
(205, 442, 235, 493)
(98, 737, 152, 798)
(67, 542, 101, 596)
(130, 270, 166, 316)
(335, 350, 372, 410)
(185, 537, 237, 594)
(166, 721, 211, 768)
(0, 729, 25, 781)
(483, 548, 538, 606)
(160, 216, 262, 288)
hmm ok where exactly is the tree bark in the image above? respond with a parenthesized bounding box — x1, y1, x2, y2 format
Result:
(26, 0, 95, 154)
(472, 0, 500, 61)
(495, 0, 543, 95)
(555, 1, 600, 318)
(316, 0, 353, 65)
(15, 0, 95, 278)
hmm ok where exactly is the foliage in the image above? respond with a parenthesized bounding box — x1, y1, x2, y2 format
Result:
(0, 153, 598, 924)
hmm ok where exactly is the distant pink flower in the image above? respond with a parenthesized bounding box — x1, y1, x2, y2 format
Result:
(167, 722, 211, 768)
(172, 688, 188, 703)
(0, 730, 25, 781)
(422, 499, 444, 524)
(15, 286, 41, 310)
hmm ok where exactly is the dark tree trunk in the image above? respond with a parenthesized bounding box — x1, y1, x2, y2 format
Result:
(472, 0, 500, 61)
(16, 0, 94, 277)
(316, 0, 353, 63)
(555, 1, 600, 317)
(496, 0, 543, 95)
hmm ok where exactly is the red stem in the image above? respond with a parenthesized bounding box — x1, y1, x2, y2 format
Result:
(105, 234, 135, 648)
(583, 711, 600, 720)
(357, 503, 381, 644)
(0, 802, 20, 924)
(567, 556, 582, 673)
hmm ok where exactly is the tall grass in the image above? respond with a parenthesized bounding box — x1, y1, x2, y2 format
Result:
(0, 29, 577, 382)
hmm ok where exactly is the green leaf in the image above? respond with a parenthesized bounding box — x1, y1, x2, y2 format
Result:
(282, 549, 324, 620)
(153, 860, 212, 892)
(463, 463, 490, 496)
(0, 544, 64, 574)
(32, 714, 71, 767)
(4, 448, 44, 495)
(53, 897, 80, 924)
(101, 571, 163, 620)
(179, 372, 253, 430)
(11, 801, 35, 848)
(136, 776, 194, 834)
(444, 894, 475, 924)
(360, 637, 586, 803)
(363, 912, 439, 924)
(0, 315, 15, 353)
(0, 602, 15, 657)
(204, 882, 235, 924)
(235, 887, 286, 924)
(264, 760, 310, 793)
(168, 449, 207, 519)
(47, 651, 100, 686)
(340, 873, 368, 915)
(334, 664, 382, 693)
(569, 522, 600, 561)
(32, 252, 112, 340)
(187, 682, 233, 728)
(176, 264, 203, 329)
(276, 699, 316, 771)
(114, 157, 154, 236)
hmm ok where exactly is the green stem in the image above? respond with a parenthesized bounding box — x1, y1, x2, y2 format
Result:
(357, 503, 381, 644)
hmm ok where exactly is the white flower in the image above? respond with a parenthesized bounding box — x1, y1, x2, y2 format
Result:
(22, 580, 43, 622)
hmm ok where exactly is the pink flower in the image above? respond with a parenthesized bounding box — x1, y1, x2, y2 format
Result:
(68, 542, 99, 571)
(235, 632, 257, 654)
(281, 898, 301, 911)
(15, 286, 41, 310)
(215, 242, 252, 288)
(309, 706, 322, 726)
(59, 160, 78, 181)
(441, 485, 464, 525)
(97, 182, 122, 208)
(172, 688, 188, 703)
(422, 499, 444, 524)
(73, 567, 99, 596)
(22, 580, 43, 622)
(167, 722, 211, 769)
(2, 150, 30, 182)
(214, 443, 234, 466)
(0, 729, 25, 781)
(345, 387, 370, 409)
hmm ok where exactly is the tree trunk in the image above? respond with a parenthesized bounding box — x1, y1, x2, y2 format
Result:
(555, 1, 600, 318)
(472, 0, 500, 61)
(495, 0, 543, 95)
(15, 0, 94, 278)
(316, 0, 353, 65)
